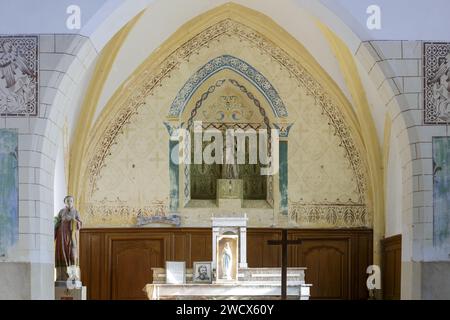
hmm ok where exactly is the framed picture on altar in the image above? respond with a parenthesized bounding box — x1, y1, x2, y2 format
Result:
(165, 261, 186, 284)
(193, 261, 212, 283)
(216, 235, 239, 283)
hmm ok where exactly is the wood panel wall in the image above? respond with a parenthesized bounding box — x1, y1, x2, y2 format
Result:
(381, 234, 401, 300)
(80, 228, 372, 300)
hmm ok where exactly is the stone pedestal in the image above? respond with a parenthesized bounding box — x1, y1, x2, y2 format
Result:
(55, 285, 87, 300)
(145, 283, 310, 300)
(146, 267, 311, 300)
(216, 179, 243, 208)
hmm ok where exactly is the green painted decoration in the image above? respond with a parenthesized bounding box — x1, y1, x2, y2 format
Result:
(279, 141, 288, 215)
(0, 129, 19, 256)
(169, 140, 179, 212)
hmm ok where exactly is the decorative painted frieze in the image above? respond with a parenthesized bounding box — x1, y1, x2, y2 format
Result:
(169, 55, 288, 118)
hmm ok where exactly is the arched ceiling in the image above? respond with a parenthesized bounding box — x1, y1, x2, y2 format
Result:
(69, 3, 385, 209)
(3, 0, 450, 41)
(93, 0, 353, 123)
(66, 1, 385, 248)
(78, 16, 371, 227)
(77, 4, 373, 208)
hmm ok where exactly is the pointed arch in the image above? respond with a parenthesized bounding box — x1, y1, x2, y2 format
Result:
(76, 3, 380, 237)
(169, 55, 288, 118)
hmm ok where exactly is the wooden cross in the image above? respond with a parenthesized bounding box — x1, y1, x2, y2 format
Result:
(267, 229, 302, 300)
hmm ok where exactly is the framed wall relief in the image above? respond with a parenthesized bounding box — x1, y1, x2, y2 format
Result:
(193, 261, 212, 284)
(424, 42, 450, 124)
(0, 36, 39, 116)
(215, 235, 239, 283)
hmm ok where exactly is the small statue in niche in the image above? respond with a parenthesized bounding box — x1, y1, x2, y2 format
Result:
(54, 195, 82, 282)
(222, 241, 233, 280)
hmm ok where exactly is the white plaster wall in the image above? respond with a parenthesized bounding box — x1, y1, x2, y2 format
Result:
(0, 34, 98, 299)
(422, 262, 450, 299)
(355, 53, 387, 153)
(355, 39, 450, 298)
(385, 129, 402, 237)
(53, 143, 66, 216)
(2, 0, 450, 41)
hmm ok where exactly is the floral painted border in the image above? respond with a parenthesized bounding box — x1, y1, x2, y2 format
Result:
(169, 55, 288, 118)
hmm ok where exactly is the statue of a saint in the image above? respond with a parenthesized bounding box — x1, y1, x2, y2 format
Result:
(54, 196, 82, 282)
(222, 241, 233, 280)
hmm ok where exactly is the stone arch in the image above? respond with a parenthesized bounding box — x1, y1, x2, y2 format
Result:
(169, 55, 288, 118)
(351, 46, 419, 298)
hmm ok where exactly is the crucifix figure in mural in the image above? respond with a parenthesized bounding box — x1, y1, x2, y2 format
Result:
(222, 129, 239, 179)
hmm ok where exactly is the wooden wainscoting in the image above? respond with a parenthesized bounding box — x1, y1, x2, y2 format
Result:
(80, 228, 212, 300)
(288, 229, 373, 300)
(381, 234, 401, 300)
(80, 228, 372, 300)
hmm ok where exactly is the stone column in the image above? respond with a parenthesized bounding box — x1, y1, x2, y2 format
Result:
(274, 123, 293, 215)
(239, 227, 248, 268)
(212, 226, 220, 269)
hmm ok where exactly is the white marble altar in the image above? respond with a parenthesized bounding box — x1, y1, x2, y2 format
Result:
(146, 267, 311, 300)
(144, 216, 312, 300)
(145, 283, 310, 300)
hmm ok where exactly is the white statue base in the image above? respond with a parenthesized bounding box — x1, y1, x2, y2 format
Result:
(55, 285, 87, 300)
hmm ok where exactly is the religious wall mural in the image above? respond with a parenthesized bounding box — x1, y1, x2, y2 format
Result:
(0, 36, 38, 116)
(80, 19, 370, 229)
(432, 137, 450, 246)
(0, 129, 19, 256)
(424, 42, 450, 124)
